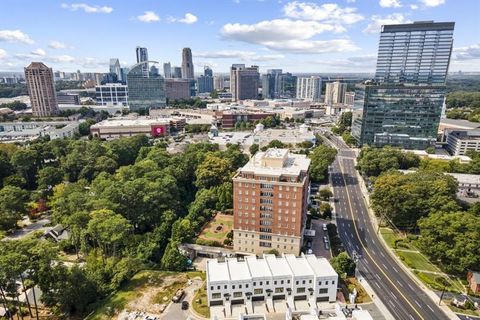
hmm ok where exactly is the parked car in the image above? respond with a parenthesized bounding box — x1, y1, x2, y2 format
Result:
(307, 249, 313, 254)
(172, 289, 184, 303)
(181, 301, 189, 310)
(322, 224, 328, 232)
(323, 236, 329, 243)
(306, 241, 312, 249)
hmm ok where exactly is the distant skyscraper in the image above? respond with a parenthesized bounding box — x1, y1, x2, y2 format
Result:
(352, 21, 455, 149)
(214, 75, 225, 91)
(325, 81, 347, 105)
(230, 64, 260, 101)
(24, 62, 59, 117)
(296, 76, 321, 102)
(163, 62, 172, 78)
(261, 69, 296, 99)
(181, 48, 194, 79)
(136, 47, 149, 76)
(198, 66, 214, 93)
(109, 58, 122, 81)
(127, 61, 166, 111)
(173, 67, 182, 78)
(344, 92, 355, 107)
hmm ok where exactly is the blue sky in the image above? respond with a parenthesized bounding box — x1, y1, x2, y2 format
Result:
(0, 0, 479, 73)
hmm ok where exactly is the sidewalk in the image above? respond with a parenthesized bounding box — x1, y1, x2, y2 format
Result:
(354, 170, 460, 320)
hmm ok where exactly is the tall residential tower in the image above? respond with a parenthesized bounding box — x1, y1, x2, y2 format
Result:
(181, 48, 194, 79)
(230, 64, 260, 101)
(296, 76, 321, 102)
(24, 62, 59, 117)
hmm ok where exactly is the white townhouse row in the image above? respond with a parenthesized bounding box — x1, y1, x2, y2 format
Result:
(206, 253, 338, 307)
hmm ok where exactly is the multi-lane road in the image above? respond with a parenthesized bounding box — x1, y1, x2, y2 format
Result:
(326, 134, 451, 320)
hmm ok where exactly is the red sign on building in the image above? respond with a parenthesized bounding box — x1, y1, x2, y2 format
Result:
(151, 125, 167, 137)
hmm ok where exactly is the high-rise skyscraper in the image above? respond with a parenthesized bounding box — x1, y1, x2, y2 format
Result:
(296, 76, 322, 102)
(262, 69, 297, 99)
(24, 62, 59, 117)
(181, 48, 194, 79)
(325, 81, 347, 105)
(173, 67, 182, 78)
(127, 61, 166, 111)
(163, 62, 172, 78)
(136, 47, 149, 76)
(198, 66, 214, 93)
(352, 21, 455, 149)
(214, 75, 225, 91)
(230, 64, 260, 101)
(233, 148, 310, 255)
(109, 58, 122, 81)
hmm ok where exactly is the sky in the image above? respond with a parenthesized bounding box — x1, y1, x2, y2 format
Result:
(0, 0, 479, 74)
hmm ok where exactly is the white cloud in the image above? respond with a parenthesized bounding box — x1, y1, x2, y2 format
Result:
(61, 3, 113, 14)
(0, 30, 34, 44)
(410, 4, 419, 9)
(31, 48, 46, 56)
(283, 1, 363, 25)
(379, 0, 402, 8)
(454, 44, 480, 61)
(50, 55, 75, 63)
(49, 41, 67, 49)
(179, 13, 198, 24)
(137, 11, 160, 23)
(419, 0, 445, 7)
(0, 49, 7, 59)
(222, 19, 345, 43)
(194, 50, 284, 61)
(363, 13, 411, 33)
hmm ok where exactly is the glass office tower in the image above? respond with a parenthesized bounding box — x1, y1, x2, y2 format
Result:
(127, 61, 166, 112)
(352, 21, 455, 149)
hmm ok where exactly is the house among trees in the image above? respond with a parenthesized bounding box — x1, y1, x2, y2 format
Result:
(467, 271, 480, 294)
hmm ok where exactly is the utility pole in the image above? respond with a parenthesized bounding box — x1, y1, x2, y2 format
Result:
(439, 282, 447, 305)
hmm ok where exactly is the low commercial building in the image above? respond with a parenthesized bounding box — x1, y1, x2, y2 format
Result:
(206, 254, 337, 308)
(57, 92, 80, 105)
(95, 83, 128, 106)
(438, 118, 480, 135)
(467, 271, 480, 294)
(445, 130, 480, 156)
(215, 110, 271, 128)
(0, 121, 79, 142)
(90, 116, 186, 139)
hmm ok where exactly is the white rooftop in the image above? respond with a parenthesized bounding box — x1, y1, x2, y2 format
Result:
(240, 149, 311, 177)
(206, 259, 230, 283)
(284, 254, 314, 277)
(227, 258, 251, 281)
(264, 254, 293, 277)
(305, 255, 338, 277)
(245, 256, 272, 279)
(91, 116, 172, 128)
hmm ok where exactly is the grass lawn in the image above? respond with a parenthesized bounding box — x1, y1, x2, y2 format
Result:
(396, 250, 439, 272)
(379, 228, 397, 248)
(414, 271, 463, 294)
(198, 213, 233, 241)
(192, 285, 210, 318)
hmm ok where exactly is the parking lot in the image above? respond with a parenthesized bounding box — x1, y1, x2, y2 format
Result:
(308, 219, 332, 259)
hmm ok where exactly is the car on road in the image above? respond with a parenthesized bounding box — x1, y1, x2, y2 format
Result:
(323, 236, 329, 243)
(325, 242, 330, 250)
(306, 240, 312, 249)
(307, 249, 313, 254)
(322, 223, 328, 232)
(181, 301, 189, 310)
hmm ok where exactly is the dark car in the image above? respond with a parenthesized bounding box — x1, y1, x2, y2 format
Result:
(181, 301, 189, 310)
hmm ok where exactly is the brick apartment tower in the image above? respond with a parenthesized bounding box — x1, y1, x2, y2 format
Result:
(233, 148, 311, 255)
(25, 62, 59, 117)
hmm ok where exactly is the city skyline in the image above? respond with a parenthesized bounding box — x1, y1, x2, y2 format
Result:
(0, 0, 479, 73)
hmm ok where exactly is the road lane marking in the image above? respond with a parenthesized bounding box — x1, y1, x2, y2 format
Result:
(337, 160, 425, 320)
(427, 305, 434, 312)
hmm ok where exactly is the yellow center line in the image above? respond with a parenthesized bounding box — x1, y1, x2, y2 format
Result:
(337, 158, 425, 320)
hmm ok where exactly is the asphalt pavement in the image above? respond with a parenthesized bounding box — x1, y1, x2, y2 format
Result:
(326, 134, 451, 320)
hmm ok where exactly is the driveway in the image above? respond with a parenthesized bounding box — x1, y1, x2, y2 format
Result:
(160, 278, 204, 320)
(3, 216, 51, 241)
(309, 219, 332, 259)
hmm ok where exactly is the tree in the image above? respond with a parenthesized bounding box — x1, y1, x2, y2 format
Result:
(0, 185, 28, 230)
(86, 209, 132, 258)
(418, 211, 480, 274)
(11, 149, 40, 189)
(331, 252, 356, 278)
(357, 146, 420, 177)
(320, 202, 332, 219)
(249, 143, 259, 156)
(171, 218, 195, 243)
(195, 155, 232, 190)
(309, 145, 337, 182)
(371, 171, 459, 229)
(37, 166, 64, 191)
(78, 119, 96, 136)
(318, 188, 333, 201)
(161, 241, 188, 271)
